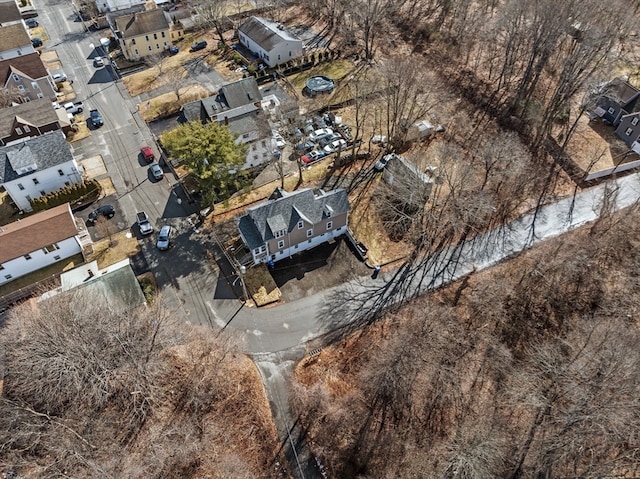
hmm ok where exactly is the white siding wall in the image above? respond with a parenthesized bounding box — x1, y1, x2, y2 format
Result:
(0, 236, 81, 285)
(267, 40, 304, 67)
(254, 226, 346, 264)
(0, 44, 36, 60)
(4, 159, 82, 211)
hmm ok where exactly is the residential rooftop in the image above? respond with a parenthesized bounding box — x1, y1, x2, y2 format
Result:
(0, 203, 78, 263)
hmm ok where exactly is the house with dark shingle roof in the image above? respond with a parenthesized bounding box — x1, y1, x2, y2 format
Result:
(0, 98, 63, 146)
(179, 77, 280, 169)
(592, 77, 640, 126)
(0, 131, 82, 211)
(0, 203, 90, 285)
(237, 17, 304, 67)
(0, 23, 36, 60)
(111, 4, 183, 60)
(0, 1, 23, 26)
(0, 52, 57, 102)
(237, 187, 350, 265)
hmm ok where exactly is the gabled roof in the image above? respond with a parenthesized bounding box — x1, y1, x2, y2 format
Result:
(219, 77, 262, 109)
(51, 259, 146, 311)
(238, 188, 350, 250)
(0, 23, 31, 51)
(604, 77, 640, 107)
(0, 98, 59, 138)
(0, 131, 74, 183)
(0, 203, 78, 263)
(0, 2, 22, 24)
(237, 16, 300, 52)
(0, 53, 49, 85)
(114, 8, 169, 37)
(179, 78, 262, 124)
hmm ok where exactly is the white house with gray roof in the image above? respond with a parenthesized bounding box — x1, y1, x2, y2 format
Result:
(237, 187, 350, 265)
(0, 131, 82, 211)
(178, 77, 284, 169)
(237, 17, 304, 67)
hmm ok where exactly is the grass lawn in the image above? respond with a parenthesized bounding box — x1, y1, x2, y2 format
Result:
(67, 121, 91, 142)
(86, 230, 140, 269)
(289, 60, 354, 90)
(0, 253, 84, 297)
(244, 264, 280, 306)
(139, 84, 211, 122)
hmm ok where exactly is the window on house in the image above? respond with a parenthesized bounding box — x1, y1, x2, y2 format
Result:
(4, 274, 12, 280)
(0, 264, 4, 270)
(145, 35, 149, 41)
(31, 81, 38, 89)
(254, 247, 261, 254)
(17, 85, 25, 93)
(15, 127, 22, 135)
(32, 178, 39, 185)
(23, 97, 29, 102)
(161, 31, 165, 38)
(254, 154, 259, 160)
(156, 44, 160, 49)
(297, 220, 303, 229)
(326, 221, 333, 230)
(633, 118, 639, 126)
(278, 54, 281, 60)
(24, 254, 32, 260)
(307, 228, 313, 237)
(153, 33, 157, 39)
(58, 169, 64, 176)
(608, 107, 615, 114)
(37, 93, 44, 98)
(12, 73, 20, 82)
(43, 244, 59, 254)
(53, 255, 61, 260)
(135, 49, 139, 55)
(295, 244, 299, 249)
(148, 45, 152, 51)
(24, 125, 30, 132)
(625, 128, 633, 136)
(132, 38, 136, 45)
(278, 240, 285, 249)
(275, 230, 285, 238)
(64, 181, 70, 186)
(39, 190, 45, 196)
(18, 183, 24, 190)
(260, 245, 266, 253)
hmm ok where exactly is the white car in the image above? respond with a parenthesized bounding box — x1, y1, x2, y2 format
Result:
(273, 132, 286, 148)
(323, 139, 347, 154)
(309, 128, 333, 141)
(94, 57, 105, 67)
(156, 225, 172, 250)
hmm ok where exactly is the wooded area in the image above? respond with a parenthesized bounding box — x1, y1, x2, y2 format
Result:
(0, 293, 281, 478)
(293, 201, 640, 478)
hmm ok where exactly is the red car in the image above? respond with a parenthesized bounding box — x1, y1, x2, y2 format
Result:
(140, 146, 155, 163)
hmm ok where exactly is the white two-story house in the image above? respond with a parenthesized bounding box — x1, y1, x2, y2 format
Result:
(0, 131, 82, 211)
(0, 203, 90, 285)
(237, 17, 304, 68)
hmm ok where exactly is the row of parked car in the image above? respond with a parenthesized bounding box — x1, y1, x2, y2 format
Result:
(295, 113, 354, 164)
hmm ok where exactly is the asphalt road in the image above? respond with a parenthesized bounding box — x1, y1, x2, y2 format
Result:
(38, 0, 242, 329)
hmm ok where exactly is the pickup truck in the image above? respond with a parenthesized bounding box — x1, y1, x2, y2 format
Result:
(136, 211, 153, 235)
(63, 101, 84, 114)
(89, 109, 104, 128)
